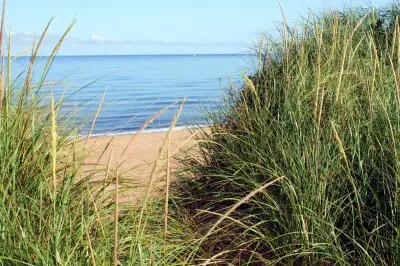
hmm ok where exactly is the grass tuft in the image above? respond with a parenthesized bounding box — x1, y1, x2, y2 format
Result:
(0, 2, 197, 264)
(176, 3, 400, 265)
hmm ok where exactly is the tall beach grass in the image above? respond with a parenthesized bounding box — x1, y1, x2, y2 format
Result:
(176, 4, 400, 265)
(0, 2, 196, 265)
(1, 1, 400, 265)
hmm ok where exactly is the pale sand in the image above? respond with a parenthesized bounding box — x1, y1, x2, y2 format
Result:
(82, 129, 202, 201)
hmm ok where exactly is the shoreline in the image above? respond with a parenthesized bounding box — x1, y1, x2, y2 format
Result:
(80, 124, 209, 139)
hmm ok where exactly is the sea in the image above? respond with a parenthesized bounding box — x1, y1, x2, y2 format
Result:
(12, 54, 255, 135)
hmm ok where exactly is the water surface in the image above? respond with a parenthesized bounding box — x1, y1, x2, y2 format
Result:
(13, 54, 254, 134)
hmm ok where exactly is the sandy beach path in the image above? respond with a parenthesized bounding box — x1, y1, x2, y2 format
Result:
(81, 129, 201, 201)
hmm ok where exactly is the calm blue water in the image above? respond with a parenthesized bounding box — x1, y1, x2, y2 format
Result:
(12, 54, 254, 134)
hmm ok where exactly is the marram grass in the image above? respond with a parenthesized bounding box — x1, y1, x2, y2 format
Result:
(0, 2, 196, 265)
(176, 4, 400, 265)
(2, 1, 400, 265)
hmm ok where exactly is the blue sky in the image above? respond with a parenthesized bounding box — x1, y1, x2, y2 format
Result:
(6, 0, 392, 55)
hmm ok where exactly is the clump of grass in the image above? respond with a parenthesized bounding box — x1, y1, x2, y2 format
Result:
(176, 3, 400, 265)
(0, 2, 196, 264)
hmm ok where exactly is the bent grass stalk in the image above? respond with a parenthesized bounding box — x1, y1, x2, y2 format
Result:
(136, 99, 186, 235)
(119, 101, 178, 162)
(113, 166, 119, 266)
(184, 176, 285, 265)
(201, 176, 285, 244)
(164, 116, 172, 258)
(163, 98, 187, 256)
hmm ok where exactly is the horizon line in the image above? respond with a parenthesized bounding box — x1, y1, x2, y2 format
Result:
(15, 52, 256, 57)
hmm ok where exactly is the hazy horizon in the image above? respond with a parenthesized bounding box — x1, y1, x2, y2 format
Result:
(14, 53, 256, 57)
(7, 0, 392, 56)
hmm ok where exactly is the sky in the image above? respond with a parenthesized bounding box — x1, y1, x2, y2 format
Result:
(6, 0, 393, 55)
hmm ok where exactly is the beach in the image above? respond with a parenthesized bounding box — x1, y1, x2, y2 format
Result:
(3, 1, 398, 264)
(82, 128, 201, 201)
